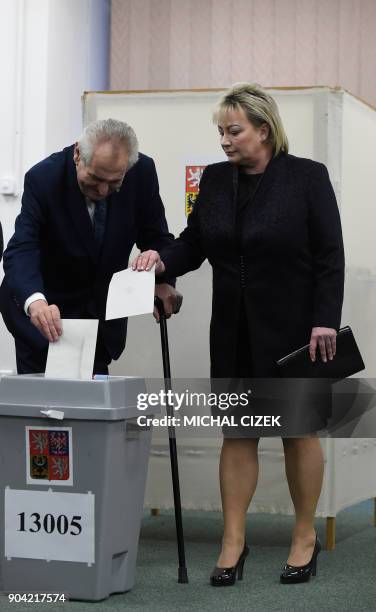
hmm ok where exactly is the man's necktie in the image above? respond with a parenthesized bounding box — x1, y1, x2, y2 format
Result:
(93, 199, 107, 248)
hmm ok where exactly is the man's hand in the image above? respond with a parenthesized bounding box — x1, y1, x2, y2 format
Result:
(153, 284, 183, 323)
(309, 327, 337, 363)
(132, 250, 165, 275)
(28, 300, 62, 342)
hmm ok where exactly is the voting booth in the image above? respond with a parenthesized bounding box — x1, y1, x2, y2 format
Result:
(0, 374, 154, 601)
(83, 87, 376, 544)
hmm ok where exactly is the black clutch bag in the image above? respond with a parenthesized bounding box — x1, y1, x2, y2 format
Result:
(276, 326, 365, 380)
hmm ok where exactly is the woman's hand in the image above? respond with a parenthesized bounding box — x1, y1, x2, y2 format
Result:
(309, 327, 337, 362)
(131, 250, 166, 275)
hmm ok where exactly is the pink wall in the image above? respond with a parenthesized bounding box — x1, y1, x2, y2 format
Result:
(110, 0, 376, 107)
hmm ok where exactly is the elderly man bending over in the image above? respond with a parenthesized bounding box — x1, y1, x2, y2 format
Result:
(0, 118, 181, 374)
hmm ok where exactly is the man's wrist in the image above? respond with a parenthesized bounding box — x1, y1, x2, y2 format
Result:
(24, 293, 47, 316)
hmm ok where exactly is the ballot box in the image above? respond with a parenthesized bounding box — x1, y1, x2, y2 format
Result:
(0, 375, 155, 601)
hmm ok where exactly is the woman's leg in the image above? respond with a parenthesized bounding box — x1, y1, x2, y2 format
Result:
(217, 437, 260, 566)
(282, 437, 324, 566)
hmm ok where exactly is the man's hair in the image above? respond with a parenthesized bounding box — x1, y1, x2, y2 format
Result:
(78, 118, 139, 168)
(213, 82, 289, 156)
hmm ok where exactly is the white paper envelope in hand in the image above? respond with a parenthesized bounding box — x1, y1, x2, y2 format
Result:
(45, 319, 99, 379)
(105, 266, 155, 320)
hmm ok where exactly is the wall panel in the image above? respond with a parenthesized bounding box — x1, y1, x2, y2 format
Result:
(111, 0, 376, 107)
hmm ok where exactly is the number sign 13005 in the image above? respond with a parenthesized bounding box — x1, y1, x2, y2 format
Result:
(18, 512, 82, 535)
(5, 489, 95, 564)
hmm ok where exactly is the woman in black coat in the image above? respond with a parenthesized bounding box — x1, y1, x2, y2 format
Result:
(133, 83, 345, 585)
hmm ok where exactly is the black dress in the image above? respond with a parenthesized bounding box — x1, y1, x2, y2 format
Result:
(231, 171, 329, 437)
(234, 171, 263, 378)
(160, 153, 344, 436)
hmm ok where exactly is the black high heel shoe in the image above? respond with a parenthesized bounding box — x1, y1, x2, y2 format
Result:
(280, 535, 322, 584)
(210, 543, 250, 586)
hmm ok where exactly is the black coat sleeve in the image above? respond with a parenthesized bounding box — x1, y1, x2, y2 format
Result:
(135, 157, 176, 286)
(0, 220, 3, 262)
(160, 169, 208, 277)
(308, 163, 345, 330)
(3, 171, 46, 306)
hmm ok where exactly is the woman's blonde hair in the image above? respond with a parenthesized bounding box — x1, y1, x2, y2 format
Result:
(214, 82, 289, 155)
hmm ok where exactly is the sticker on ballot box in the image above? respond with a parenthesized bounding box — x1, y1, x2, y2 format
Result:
(4, 488, 95, 563)
(25, 426, 73, 486)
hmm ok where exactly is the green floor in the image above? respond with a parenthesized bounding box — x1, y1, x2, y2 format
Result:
(2, 501, 375, 612)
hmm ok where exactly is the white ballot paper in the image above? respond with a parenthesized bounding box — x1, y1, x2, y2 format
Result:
(105, 266, 155, 320)
(45, 319, 99, 379)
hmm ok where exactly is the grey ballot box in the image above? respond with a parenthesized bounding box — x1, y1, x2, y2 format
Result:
(0, 374, 156, 601)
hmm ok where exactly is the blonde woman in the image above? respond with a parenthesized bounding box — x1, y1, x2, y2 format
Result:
(133, 83, 344, 585)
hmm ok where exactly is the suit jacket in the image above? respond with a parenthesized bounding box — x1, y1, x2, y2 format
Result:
(0, 221, 3, 262)
(0, 145, 175, 359)
(161, 152, 345, 377)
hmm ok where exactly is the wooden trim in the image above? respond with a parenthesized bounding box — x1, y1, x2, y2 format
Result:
(83, 85, 338, 96)
(83, 88, 226, 96)
(341, 88, 376, 113)
(82, 85, 376, 115)
(326, 517, 336, 550)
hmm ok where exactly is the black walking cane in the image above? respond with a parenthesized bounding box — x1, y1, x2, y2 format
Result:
(154, 296, 189, 584)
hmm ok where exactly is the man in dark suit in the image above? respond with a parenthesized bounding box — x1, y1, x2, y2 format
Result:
(0, 118, 181, 374)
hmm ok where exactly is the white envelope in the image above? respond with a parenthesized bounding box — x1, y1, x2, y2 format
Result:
(105, 266, 155, 320)
(45, 319, 99, 379)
